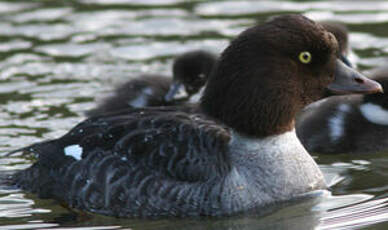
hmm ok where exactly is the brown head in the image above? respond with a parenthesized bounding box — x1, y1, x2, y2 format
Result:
(201, 15, 381, 138)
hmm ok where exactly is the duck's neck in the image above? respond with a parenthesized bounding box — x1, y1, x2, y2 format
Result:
(200, 88, 300, 138)
(229, 129, 299, 154)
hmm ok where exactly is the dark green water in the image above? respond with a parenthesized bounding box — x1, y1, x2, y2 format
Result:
(0, 0, 387, 229)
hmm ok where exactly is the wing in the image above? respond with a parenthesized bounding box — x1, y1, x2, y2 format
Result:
(13, 106, 233, 216)
(19, 106, 232, 183)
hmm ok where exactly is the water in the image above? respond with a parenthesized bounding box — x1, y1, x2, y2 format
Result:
(0, 0, 387, 229)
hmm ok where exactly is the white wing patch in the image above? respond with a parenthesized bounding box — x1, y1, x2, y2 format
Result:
(360, 103, 388, 125)
(328, 104, 351, 142)
(64, 145, 83, 160)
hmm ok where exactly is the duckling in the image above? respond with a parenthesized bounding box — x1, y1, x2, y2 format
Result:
(13, 15, 381, 217)
(86, 50, 216, 117)
(320, 21, 353, 67)
(297, 66, 387, 154)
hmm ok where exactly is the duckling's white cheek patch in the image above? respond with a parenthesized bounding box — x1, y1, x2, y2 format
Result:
(64, 145, 83, 160)
(328, 104, 351, 142)
(129, 94, 147, 108)
(174, 86, 189, 100)
(360, 103, 388, 125)
(189, 87, 205, 103)
(143, 87, 153, 95)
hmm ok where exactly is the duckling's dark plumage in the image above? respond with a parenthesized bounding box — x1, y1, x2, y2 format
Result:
(172, 50, 216, 95)
(320, 21, 354, 67)
(320, 21, 349, 57)
(364, 67, 388, 109)
(297, 67, 388, 154)
(86, 50, 216, 117)
(86, 75, 172, 116)
(13, 15, 381, 217)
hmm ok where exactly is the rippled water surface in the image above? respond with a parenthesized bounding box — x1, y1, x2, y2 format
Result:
(0, 0, 388, 229)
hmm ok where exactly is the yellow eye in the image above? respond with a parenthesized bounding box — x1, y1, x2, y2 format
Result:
(299, 51, 312, 64)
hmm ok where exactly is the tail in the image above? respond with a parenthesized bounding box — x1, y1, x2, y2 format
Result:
(10, 139, 74, 199)
(5, 139, 57, 157)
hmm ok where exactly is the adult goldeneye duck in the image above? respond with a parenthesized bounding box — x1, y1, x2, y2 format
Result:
(12, 15, 382, 217)
(86, 50, 216, 117)
(297, 66, 387, 154)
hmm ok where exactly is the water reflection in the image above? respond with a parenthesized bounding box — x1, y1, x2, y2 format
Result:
(196, 1, 388, 16)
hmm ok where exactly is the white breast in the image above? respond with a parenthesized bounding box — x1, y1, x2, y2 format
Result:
(226, 129, 326, 205)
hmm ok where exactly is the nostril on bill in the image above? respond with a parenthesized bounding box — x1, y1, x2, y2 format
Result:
(354, 77, 365, 84)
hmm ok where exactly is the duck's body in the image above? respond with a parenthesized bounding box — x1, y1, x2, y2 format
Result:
(13, 15, 382, 217)
(297, 67, 388, 154)
(17, 107, 324, 217)
(86, 50, 216, 117)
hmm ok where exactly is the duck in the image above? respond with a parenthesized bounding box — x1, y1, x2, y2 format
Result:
(12, 14, 382, 218)
(86, 50, 217, 117)
(296, 66, 388, 154)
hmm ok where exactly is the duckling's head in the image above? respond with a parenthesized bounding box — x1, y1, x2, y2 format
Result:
(164, 50, 217, 102)
(320, 21, 352, 67)
(201, 14, 381, 137)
